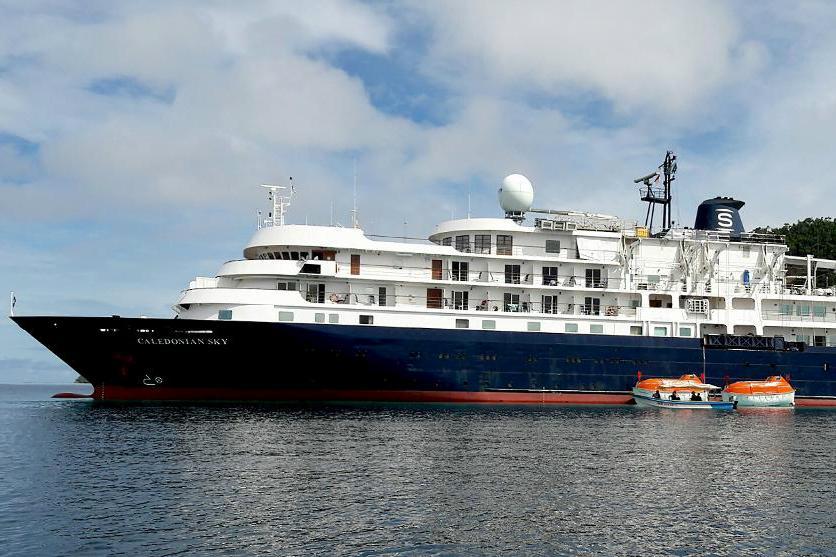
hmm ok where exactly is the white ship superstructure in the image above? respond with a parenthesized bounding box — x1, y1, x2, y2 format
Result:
(175, 178, 836, 349)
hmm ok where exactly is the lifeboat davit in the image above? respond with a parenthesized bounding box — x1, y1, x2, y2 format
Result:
(721, 376, 795, 407)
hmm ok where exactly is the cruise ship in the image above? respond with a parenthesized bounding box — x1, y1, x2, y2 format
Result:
(11, 153, 836, 404)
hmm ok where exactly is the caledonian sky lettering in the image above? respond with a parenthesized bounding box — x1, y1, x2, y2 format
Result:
(137, 337, 229, 345)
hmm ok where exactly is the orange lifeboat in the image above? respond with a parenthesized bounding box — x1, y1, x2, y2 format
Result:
(722, 376, 795, 407)
(632, 374, 730, 409)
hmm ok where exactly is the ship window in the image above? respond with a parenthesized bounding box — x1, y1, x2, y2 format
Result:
(218, 309, 232, 320)
(474, 234, 491, 254)
(452, 261, 469, 281)
(679, 326, 693, 337)
(797, 334, 810, 345)
(300, 264, 321, 274)
(277, 281, 297, 291)
(306, 284, 325, 303)
(481, 320, 496, 330)
(328, 313, 339, 324)
(527, 321, 541, 332)
(442, 237, 452, 246)
(653, 326, 668, 337)
(583, 297, 601, 316)
(497, 235, 513, 256)
(267, 252, 275, 260)
(780, 304, 792, 316)
(359, 315, 373, 325)
(453, 291, 469, 310)
(291, 251, 299, 260)
(542, 295, 558, 314)
(545, 240, 561, 254)
(282, 252, 291, 260)
(378, 287, 387, 307)
(797, 305, 811, 317)
(279, 311, 294, 322)
(504, 265, 521, 284)
(456, 319, 469, 329)
(504, 293, 520, 312)
(455, 235, 471, 253)
(300, 252, 308, 260)
(813, 305, 826, 318)
(590, 324, 603, 334)
(542, 267, 558, 286)
(565, 323, 578, 333)
(315, 313, 325, 323)
(585, 268, 603, 288)
(630, 325, 643, 335)
(814, 335, 826, 347)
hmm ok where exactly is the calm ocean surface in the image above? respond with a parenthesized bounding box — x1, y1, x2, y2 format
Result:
(0, 385, 834, 557)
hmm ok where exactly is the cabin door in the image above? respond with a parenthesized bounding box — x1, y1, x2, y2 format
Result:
(426, 288, 443, 309)
(431, 259, 443, 280)
(350, 254, 360, 275)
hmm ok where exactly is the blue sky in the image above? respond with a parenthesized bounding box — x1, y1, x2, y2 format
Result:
(2, 1, 836, 383)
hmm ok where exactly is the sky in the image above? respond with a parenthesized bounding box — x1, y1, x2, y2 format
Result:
(2, 1, 836, 383)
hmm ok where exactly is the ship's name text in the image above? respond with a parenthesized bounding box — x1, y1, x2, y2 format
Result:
(137, 337, 229, 346)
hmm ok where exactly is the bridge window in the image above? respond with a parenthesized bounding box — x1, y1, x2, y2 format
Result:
(455, 235, 470, 253)
(442, 237, 452, 246)
(300, 263, 321, 274)
(497, 235, 513, 255)
(474, 234, 491, 254)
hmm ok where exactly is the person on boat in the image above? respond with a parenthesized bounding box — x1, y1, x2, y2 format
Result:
(690, 391, 702, 401)
(652, 390, 661, 399)
(670, 391, 680, 400)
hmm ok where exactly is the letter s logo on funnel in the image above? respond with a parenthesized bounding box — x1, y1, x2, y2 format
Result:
(716, 209, 734, 229)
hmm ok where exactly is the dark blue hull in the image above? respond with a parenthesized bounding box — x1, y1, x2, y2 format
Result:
(11, 316, 836, 404)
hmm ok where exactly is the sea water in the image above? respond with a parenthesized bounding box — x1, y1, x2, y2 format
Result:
(0, 384, 834, 556)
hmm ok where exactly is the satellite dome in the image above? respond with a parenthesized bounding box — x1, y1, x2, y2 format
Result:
(498, 174, 534, 213)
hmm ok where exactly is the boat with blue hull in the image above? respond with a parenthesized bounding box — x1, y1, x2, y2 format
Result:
(12, 316, 836, 404)
(10, 154, 836, 404)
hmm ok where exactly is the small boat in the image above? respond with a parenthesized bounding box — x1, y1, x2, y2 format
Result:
(721, 376, 795, 407)
(632, 374, 735, 410)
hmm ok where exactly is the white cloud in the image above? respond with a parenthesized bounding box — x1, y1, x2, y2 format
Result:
(414, 0, 765, 116)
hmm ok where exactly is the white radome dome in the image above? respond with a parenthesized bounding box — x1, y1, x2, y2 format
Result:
(498, 174, 534, 212)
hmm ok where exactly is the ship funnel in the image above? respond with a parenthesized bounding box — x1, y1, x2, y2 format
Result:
(694, 197, 745, 234)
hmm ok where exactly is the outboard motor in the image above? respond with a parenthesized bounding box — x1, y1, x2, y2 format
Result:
(694, 197, 745, 234)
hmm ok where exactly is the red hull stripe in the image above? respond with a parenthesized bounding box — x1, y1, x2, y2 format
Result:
(795, 398, 836, 407)
(93, 386, 634, 405)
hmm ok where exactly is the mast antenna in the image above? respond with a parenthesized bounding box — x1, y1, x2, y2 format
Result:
(259, 177, 295, 228)
(635, 151, 677, 232)
(351, 159, 358, 229)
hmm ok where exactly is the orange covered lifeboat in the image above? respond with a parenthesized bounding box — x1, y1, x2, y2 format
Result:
(632, 374, 731, 409)
(721, 376, 795, 407)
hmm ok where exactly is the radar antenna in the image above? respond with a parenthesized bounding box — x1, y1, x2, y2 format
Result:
(635, 151, 677, 232)
(259, 177, 295, 229)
